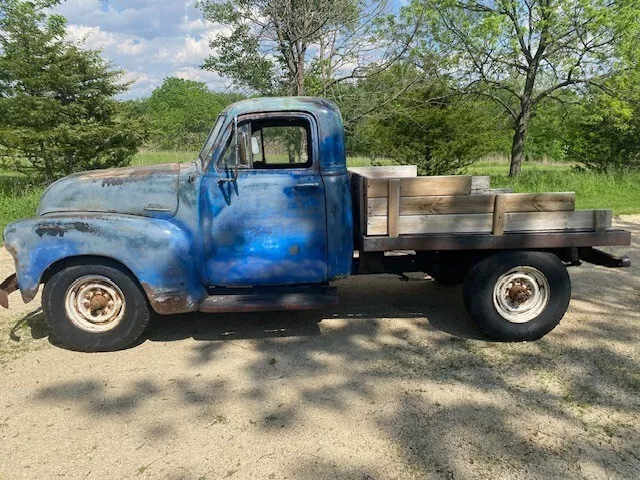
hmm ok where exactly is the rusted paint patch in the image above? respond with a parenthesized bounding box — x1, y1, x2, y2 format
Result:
(141, 283, 199, 315)
(35, 222, 98, 238)
(75, 163, 180, 181)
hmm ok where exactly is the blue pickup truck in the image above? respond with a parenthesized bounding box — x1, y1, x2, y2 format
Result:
(0, 97, 631, 351)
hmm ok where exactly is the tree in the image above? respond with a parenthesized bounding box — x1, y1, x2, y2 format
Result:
(197, 0, 416, 99)
(407, 0, 640, 175)
(0, 0, 145, 181)
(145, 77, 242, 150)
(350, 66, 511, 174)
(566, 75, 640, 172)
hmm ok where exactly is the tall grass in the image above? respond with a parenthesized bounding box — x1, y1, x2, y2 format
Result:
(469, 161, 640, 214)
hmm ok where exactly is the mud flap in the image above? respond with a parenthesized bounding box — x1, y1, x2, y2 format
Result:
(0, 274, 18, 309)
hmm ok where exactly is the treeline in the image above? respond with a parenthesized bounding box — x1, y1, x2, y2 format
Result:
(131, 72, 640, 177)
(123, 78, 244, 151)
(2, 0, 640, 181)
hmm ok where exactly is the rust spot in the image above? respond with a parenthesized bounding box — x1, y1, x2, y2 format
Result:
(35, 222, 97, 238)
(141, 283, 196, 315)
(289, 245, 299, 256)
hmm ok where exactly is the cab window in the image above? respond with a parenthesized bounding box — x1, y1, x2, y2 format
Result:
(217, 116, 312, 171)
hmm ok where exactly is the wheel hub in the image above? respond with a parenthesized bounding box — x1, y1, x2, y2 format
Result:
(508, 284, 532, 304)
(65, 276, 126, 333)
(493, 266, 550, 324)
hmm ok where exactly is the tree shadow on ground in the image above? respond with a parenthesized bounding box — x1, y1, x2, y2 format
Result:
(13, 222, 640, 479)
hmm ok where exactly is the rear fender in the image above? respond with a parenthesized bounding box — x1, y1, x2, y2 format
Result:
(3, 214, 207, 314)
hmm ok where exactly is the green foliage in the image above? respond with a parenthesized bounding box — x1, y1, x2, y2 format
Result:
(406, 0, 640, 175)
(565, 77, 640, 172)
(145, 77, 243, 150)
(0, 0, 146, 181)
(349, 69, 511, 175)
(197, 0, 393, 97)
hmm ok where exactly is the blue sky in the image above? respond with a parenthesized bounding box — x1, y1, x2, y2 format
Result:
(56, 0, 231, 99)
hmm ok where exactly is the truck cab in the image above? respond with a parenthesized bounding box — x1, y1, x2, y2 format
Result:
(0, 97, 631, 352)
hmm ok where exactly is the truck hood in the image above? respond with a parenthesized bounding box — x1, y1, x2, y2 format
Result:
(37, 163, 182, 219)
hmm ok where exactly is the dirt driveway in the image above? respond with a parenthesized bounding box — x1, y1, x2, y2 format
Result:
(0, 217, 638, 480)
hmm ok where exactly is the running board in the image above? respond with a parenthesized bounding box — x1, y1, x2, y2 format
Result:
(199, 286, 338, 313)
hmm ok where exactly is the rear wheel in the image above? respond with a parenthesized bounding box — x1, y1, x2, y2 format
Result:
(43, 262, 151, 351)
(463, 251, 571, 341)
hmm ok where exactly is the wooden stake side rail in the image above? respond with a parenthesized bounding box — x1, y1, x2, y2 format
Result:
(367, 192, 576, 216)
(348, 168, 613, 240)
(359, 229, 632, 252)
(367, 209, 613, 236)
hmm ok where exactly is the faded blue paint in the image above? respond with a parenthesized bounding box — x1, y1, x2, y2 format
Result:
(3, 214, 207, 313)
(38, 163, 181, 220)
(201, 168, 329, 286)
(2, 96, 354, 313)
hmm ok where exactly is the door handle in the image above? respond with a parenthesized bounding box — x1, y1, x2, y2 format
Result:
(294, 183, 320, 190)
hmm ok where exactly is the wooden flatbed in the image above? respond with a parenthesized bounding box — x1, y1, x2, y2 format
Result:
(349, 166, 630, 254)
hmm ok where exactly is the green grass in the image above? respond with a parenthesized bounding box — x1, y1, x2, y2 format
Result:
(130, 150, 197, 166)
(1, 153, 638, 242)
(469, 161, 640, 215)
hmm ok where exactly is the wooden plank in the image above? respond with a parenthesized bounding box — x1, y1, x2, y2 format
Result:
(367, 192, 575, 216)
(368, 195, 495, 216)
(366, 210, 610, 236)
(367, 175, 473, 198)
(348, 165, 417, 178)
(361, 230, 631, 252)
(471, 176, 491, 191)
(387, 179, 400, 238)
(593, 210, 611, 232)
(506, 210, 610, 232)
(492, 194, 506, 235)
(505, 192, 575, 212)
(360, 176, 368, 236)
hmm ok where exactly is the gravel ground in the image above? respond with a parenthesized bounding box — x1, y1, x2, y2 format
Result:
(0, 216, 638, 480)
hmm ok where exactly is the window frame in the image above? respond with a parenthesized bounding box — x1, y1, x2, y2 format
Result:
(214, 111, 318, 173)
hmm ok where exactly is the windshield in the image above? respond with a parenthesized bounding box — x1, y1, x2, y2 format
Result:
(198, 115, 225, 165)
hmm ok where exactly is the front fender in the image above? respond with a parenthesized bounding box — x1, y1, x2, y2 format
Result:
(3, 214, 207, 314)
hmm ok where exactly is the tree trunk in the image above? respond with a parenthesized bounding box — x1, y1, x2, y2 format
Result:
(295, 49, 305, 95)
(509, 109, 530, 177)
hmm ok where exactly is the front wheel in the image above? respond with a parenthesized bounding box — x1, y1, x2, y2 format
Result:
(463, 251, 571, 341)
(42, 261, 151, 351)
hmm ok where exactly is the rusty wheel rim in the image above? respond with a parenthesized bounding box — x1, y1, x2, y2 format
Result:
(492, 266, 550, 324)
(65, 275, 126, 333)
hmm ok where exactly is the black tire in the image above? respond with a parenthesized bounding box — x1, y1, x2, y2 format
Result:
(42, 261, 151, 352)
(463, 251, 571, 341)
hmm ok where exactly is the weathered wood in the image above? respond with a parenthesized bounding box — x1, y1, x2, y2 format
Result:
(367, 192, 576, 216)
(492, 194, 506, 235)
(506, 192, 575, 212)
(361, 230, 631, 252)
(593, 210, 610, 232)
(367, 175, 473, 198)
(387, 179, 400, 238)
(360, 176, 368, 236)
(368, 195, 495, 216)
(471, 176, 491, 191)
(348, 165, 417, 178)
(367, 210, 611, 236)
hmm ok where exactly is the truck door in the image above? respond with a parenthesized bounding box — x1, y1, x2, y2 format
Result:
(201, 112, 329, 286)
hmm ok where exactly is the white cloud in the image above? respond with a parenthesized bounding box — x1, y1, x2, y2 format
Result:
(56, 1, 233, 99)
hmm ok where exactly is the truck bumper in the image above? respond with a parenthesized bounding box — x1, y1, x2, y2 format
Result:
(0, 273, 18, 309)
